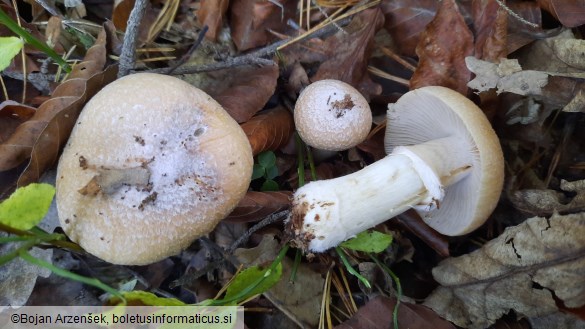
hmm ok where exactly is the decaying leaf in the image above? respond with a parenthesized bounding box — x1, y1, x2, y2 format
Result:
(236, 235, 323, 327)
(335, 295, 456, 329)
(409, 0, 473, 94)
(0, 25, 115, 186)
(517, 30, 585, 76)
(0, 101, 36, 143)
(226, 191, 291, 223)
(466, 57, 549, 95)
(197, 0, 229, 42)
(424, 212, 585, 329)
(204, 64, 279, 123)
(312, 7, 384, 100)
(241, 106, 294, 156)
(510, 179, 585, 217)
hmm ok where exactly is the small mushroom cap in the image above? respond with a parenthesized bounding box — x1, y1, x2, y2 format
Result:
(294, 80, 372, 151)
(385, 86, 504, 235)
(56, 73, 253, 265)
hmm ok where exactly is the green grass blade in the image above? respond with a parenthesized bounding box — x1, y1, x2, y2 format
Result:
(0, 7, 70, 72)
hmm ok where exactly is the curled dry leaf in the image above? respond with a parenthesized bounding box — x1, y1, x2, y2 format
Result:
(409, 0, 474, 95)
(0, 101, 36, 143)
(204, 64, 279, 123)
(380, 0, 439, 57)
(0, 25, 114, 186)
(537, 0, 585, 28)
(226, 190, 291, 223)
(334, 295, 455, 329)
(197, 0, 229, 42)
(424, 212, 585, 329)
(312, 7, 384, 100)
(240, 106, 294, 155)
(510, 179, 585, 217)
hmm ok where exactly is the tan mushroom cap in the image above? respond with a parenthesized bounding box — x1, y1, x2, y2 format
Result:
(294, 80, 372, 151)
(385, 86, 504, 235)
(56, 73, 253, 265)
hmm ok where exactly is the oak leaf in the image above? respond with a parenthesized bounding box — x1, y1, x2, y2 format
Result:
(424, 212, 585, 329)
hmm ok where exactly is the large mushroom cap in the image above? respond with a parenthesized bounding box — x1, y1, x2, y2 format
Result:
(385, 86, 504, 235)
(294, 79, 372, 151)
(56, 73, 253, 265)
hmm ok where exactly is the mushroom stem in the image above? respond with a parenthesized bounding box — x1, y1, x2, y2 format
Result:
(288, 136, 472, 252)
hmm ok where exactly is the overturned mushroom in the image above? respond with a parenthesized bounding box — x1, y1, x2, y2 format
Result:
(287, 86, 504, 252)
(56, 73, 253, 265)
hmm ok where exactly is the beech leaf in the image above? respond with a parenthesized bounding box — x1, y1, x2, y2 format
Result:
(205, 64, 279, 123)
(0, 36, 23, 71)
(410, 0, 473, 94)
(197, 0, 229, 42)
(0, 24, 115, 187)
(0, 183, 55, 230)
(240, 106, 294, 155)
(226, 191, 291, 223)
(424, 212, 585, 329)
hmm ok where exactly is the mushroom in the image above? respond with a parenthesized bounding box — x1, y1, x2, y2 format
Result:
(287, 86, 504, 252)
(294, 79, 372, 151)
(56, 73, 253, 265)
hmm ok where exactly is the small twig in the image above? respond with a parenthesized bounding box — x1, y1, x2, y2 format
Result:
(144, 17, 348, 76)
(494, 0, 538, 28)
(166, 25, 208, 75)
(118, 0, 149, 78)
(228, 210, 289, 254)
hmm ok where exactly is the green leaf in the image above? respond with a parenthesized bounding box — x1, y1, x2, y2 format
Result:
(265, 165, 279, 180)
(224, 264, 282, 304)
(340, 230, 393, 253)
(0, 36, 23, 71)
(113, 290, 186, 306)
(0, 183, 55, 230)
(260, 179, 279, 192)
(257, 151, 276, 168)
(252, 164, 265, 180)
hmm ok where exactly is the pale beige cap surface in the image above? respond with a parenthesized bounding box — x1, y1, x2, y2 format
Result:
(294, 80, 372, 151)
(56, 73, 253, 265)
(385, 86, 504, 235)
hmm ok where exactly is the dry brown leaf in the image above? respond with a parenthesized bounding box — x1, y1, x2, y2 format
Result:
(472, 0, 507, 61)
(537, 0, 585, 28)
(424, 212, 585, 329)
(380, 0, 439, 57)
(518, 30, 585, 75)
(204, 64, 279, 123)
(409, 0, 474, 95)
(312, 7, 384, 100)
(0, 26, 114, 186)
(510, 179, 585, 217)
(235, 235, 323, 327)
(226, 190, 292, 223)
(334, 295, 456, 329)
(0, 101, 36, 143)
(197, 0, 229, 42)
(240, 106, 294, 155)
(229, 0, 297, 51)
(506, 2, 543, 54)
